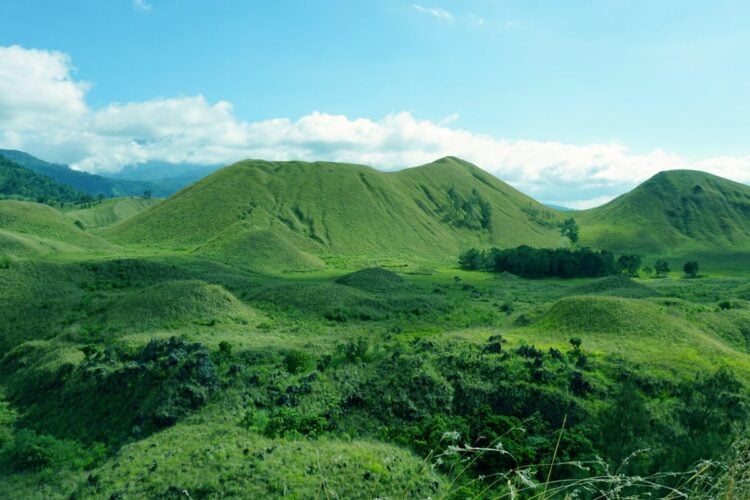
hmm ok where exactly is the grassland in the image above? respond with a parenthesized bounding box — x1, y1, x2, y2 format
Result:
(1, 159, 749, 498)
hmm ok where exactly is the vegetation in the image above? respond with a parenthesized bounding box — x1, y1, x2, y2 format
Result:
(1, 157, 749, 498)
(684, 260, 700, 278)
(0, 149, 167, 198)
(0, 156, 88, 205)
(459, 245, 617, 278)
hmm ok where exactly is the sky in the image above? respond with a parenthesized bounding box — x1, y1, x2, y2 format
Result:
(1, 0, 749, 208)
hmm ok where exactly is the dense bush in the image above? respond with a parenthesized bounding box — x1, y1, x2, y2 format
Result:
(459, 245, 617, 278)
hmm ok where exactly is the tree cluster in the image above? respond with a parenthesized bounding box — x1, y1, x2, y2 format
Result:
(459, 245, 619, 278)
(443, 187, 492, 230)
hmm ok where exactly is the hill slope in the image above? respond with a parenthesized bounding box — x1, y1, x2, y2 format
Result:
(0, 156, 86, 204)
(0, 150, 165, 198)
(65, 197, 161, 230)
(578, 170, 750, 256)
(103, 157, 565, 269)
(0, 200, 115, 256)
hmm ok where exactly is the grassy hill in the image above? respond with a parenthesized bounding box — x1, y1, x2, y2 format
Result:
(65, 197, 161, 230)
(578, 170, 750, 261)
(103, 157, 564, 270)
(0, 156, 86, 204)
(0, 200, 115, 257)
(2, 158, 750, 498)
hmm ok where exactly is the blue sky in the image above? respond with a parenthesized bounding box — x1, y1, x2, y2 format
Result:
(1, 0, 749, 207)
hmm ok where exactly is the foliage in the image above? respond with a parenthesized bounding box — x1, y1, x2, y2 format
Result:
(654, 258, 671, 276)
(0, 156, 87, 205)
(684, 260, 700, 278)
(617, 254, 642, 276)
(443, 186, 492, 230)
(560, 217, 579, 244)
(459, 245, 617, 278)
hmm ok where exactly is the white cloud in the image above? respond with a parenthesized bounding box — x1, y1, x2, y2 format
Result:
(1, 45, 749, 209)
(412, 4, 454, 22)
(133, 0, 152, 12)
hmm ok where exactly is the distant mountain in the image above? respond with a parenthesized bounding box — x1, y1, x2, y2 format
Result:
(109, 161, 222, 196)
(111, 161, 221, 182)
(104, 157, 566, 271)
(544, 203, 575, 212)
(0, 155, 87, 204)
(578, 170, 750, 255)
(0, 150, 170, 197)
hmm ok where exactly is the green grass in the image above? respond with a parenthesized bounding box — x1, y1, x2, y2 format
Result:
(1, 160, 750, 498)
(103, 157, 564, 270)
(73, 424, 441, 499)
(0, 200, 115, 255)
(65, 196, 161, 230)
(578, 170, 750, 257)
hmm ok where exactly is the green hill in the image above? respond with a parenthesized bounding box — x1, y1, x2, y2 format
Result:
(65, 197, 161, 230)
(103, 157, 564, 270)
(578, 170, 750, 259)
(0, 150, 164, 198)
(0, 200, 115, 256)
(0, 156, 86, 204)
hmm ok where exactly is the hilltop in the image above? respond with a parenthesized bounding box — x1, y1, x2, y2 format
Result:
(579, 169, 750, 260)
(103, 157, 565, 270)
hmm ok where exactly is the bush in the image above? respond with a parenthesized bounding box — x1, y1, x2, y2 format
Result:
(283, 350, 314, 374)
(0, 429, 105, 472)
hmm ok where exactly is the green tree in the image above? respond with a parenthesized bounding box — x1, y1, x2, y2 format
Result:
(683, 261, 699, 278)
(560, 218, 579, 244)
(458, 248, 484, 270)
(654, 259, 670, 277)
(143, 189, 152, 199)
(617, 254, 642, 276)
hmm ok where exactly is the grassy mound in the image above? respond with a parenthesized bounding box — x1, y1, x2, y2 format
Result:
(336, 267, 406, 292)
(65, 197, 160, 230)
(572, 275, 659, 298)
(252, 282, 387, 322)
(80, 280, 253, 334)
(541, 296, 665, 335)
(0, 200, 113, 253)
(195, 222, 325, 273)
(73, 424, 441, 499)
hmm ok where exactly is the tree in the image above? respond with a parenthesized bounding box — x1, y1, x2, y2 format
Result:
(560, 218, 579, 244)
(143, 189, 152, 199)
(617, 254, 642, 277)
(458, 248, 484, 270)
(654, 259, 670, 277)
(683, 261, 699, 278)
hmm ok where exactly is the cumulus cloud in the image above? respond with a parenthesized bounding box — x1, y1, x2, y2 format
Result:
(412, 4, 454, 22)
(1, 45, 749, 208)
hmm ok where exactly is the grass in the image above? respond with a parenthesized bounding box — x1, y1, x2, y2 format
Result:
(578, 169, 750, 256)
(64, 196, 161, 230)
(1, 161, 750, 497)
(102, 157, 564, 270)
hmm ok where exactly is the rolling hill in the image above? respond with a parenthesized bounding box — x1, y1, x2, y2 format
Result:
(0, 200, 115, 256)
(65, 197, 161, 230)
(0, 156, 86, 204)
(578, 169, 750, 259)
(103, 157, 566, 270)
